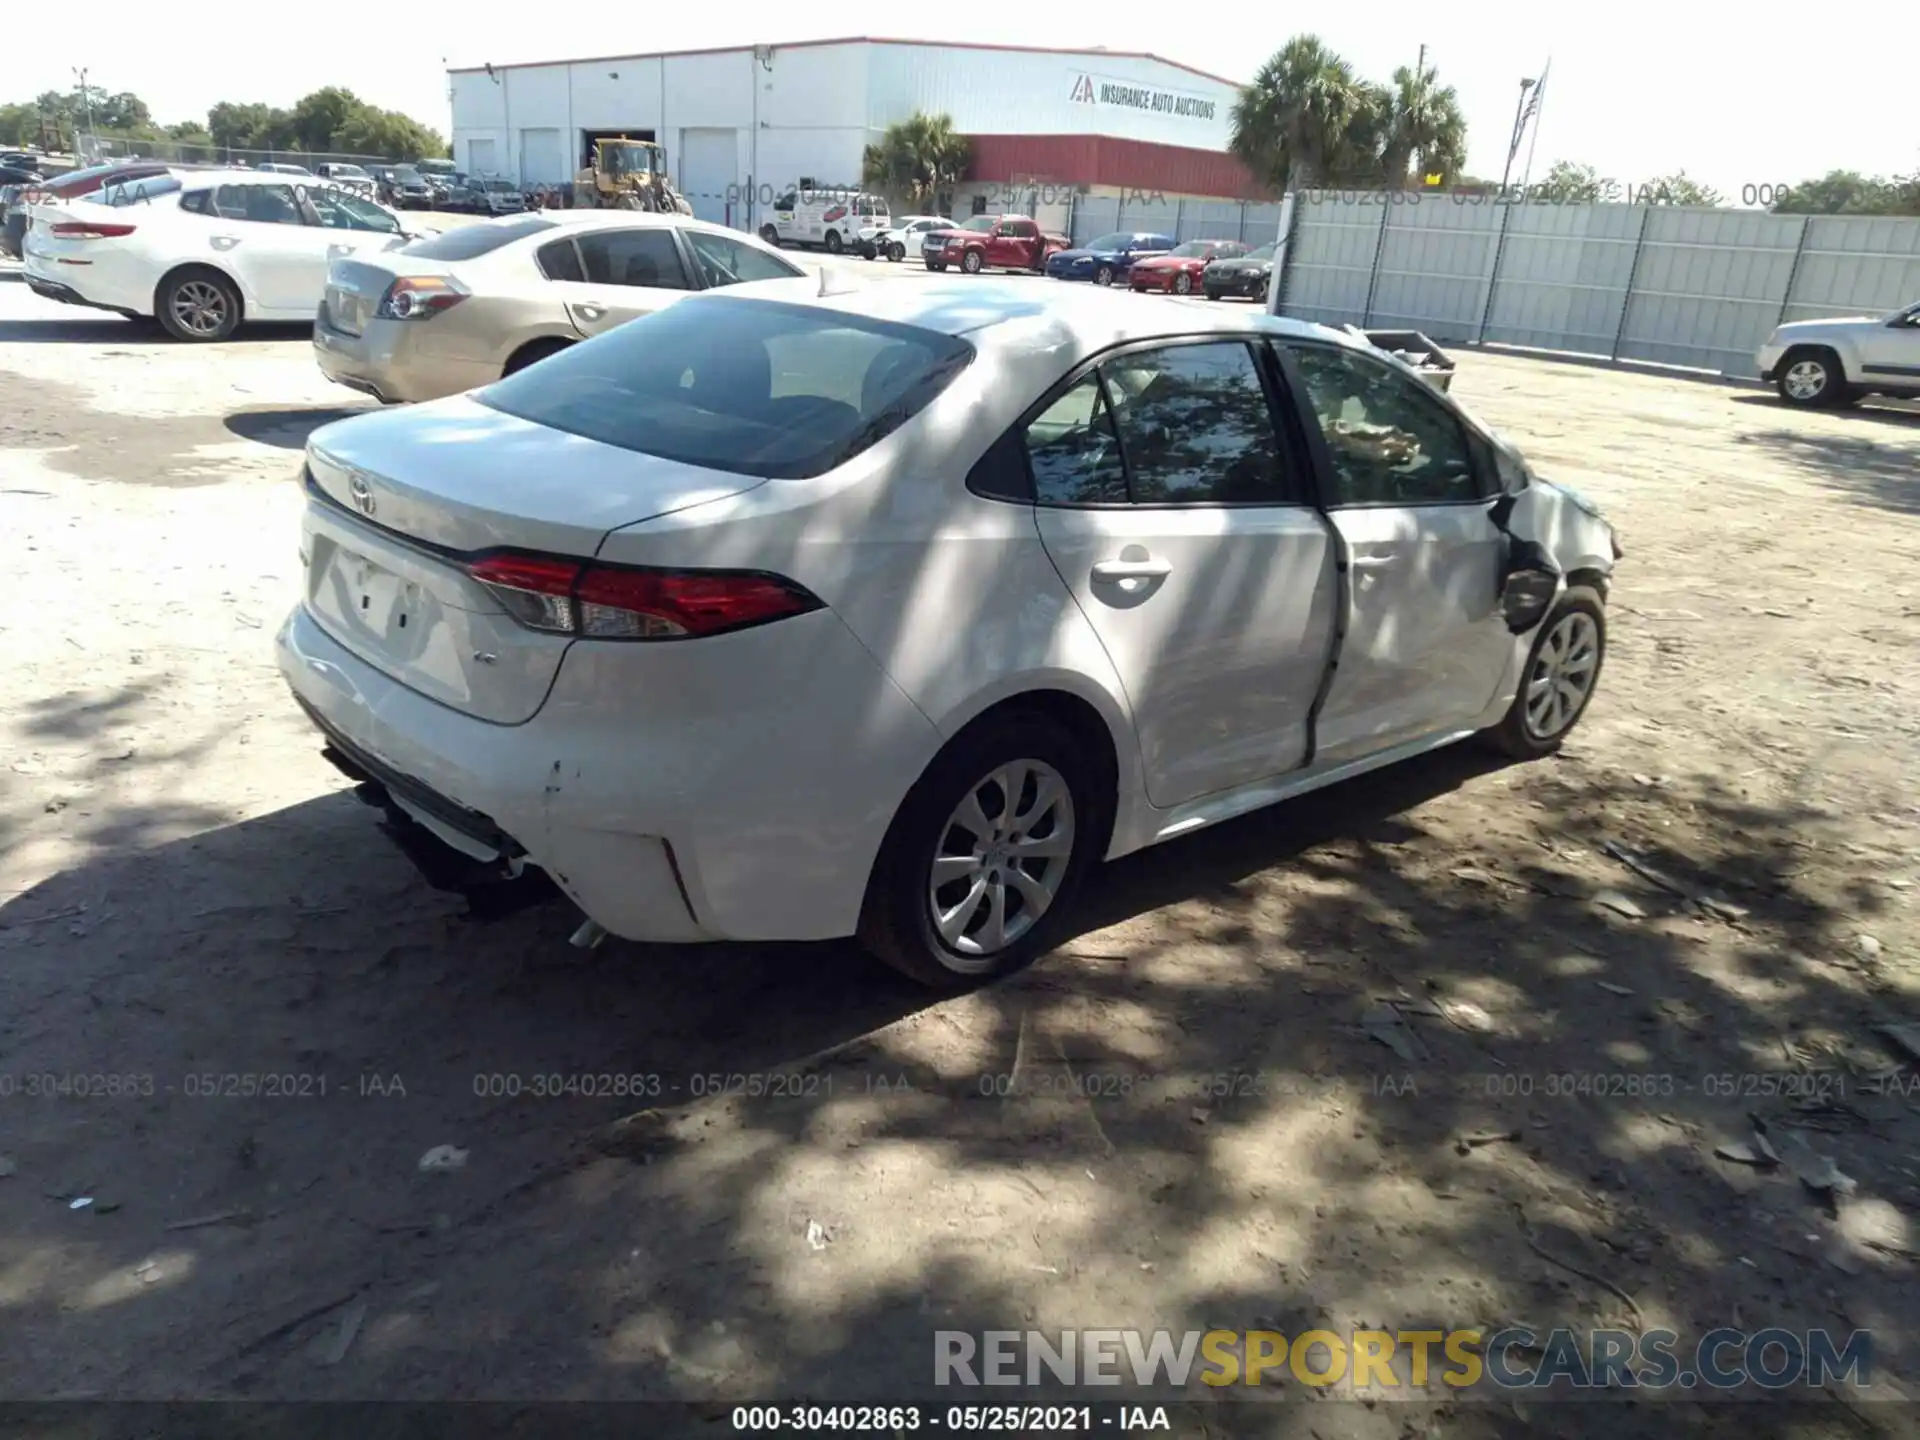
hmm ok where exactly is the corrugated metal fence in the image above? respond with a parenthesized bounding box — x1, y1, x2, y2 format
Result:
(1066, 190, 1920, 379)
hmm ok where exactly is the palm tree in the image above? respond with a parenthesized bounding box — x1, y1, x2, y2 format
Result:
(1380, 62, 1467, 188)
(861, 112, 971, 211)
(1230, 36, 1367, 194)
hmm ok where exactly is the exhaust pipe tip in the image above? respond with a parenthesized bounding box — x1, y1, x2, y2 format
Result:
(569, 918, 609, 950)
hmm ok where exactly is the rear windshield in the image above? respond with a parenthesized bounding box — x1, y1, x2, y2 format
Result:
(477, 297, 975, 480)
(398, 215, 557, 259)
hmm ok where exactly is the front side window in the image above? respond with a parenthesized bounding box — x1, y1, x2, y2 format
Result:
(214, 183, 301, 225)
(683, 229, 802, 288)
(477, 298, 974, 480)
(1087, 233, 1129, 252)
(305, 188, 398, 232)
(1101, 343, 1291, 503)
(1288, 344, 1482, 506)
(577, 228, 690, 289)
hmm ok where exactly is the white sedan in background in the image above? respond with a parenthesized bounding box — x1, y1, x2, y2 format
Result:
(277, 279, 1620, 988)
(858, 214, 954, 262)
(23, 170, 421, 341)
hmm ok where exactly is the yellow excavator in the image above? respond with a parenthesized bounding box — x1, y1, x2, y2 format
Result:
(573, 137, 692, 214)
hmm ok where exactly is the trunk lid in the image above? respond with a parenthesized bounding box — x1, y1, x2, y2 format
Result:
(323, 253, 454, 338)
(299, 399, 768, 723)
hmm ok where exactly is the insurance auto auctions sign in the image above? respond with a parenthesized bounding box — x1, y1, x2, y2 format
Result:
(1068, 72, 1218, 122)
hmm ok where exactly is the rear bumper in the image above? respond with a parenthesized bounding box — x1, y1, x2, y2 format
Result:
(276, 598, 939, 945)
(313, 312, 497, 405)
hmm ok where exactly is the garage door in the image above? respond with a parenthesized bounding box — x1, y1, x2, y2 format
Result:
(677, 128, 737, 226)
(467, 138, 498, 176)
(520, 128, 564, 186)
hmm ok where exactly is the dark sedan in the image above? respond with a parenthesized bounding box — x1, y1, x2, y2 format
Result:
(1043, 231, 1175, 286)
(1202, 242, 1280, 302)
(377, 166, 435, 209)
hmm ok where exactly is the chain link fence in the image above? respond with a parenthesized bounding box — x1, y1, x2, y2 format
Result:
(78, 134, 407, 173)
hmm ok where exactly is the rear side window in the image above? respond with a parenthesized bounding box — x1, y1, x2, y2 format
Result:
(179, 189, 213, 216)
(477, 297, 975, 480)
(536, 237, 584, 282)
(399, 215, 557, 259)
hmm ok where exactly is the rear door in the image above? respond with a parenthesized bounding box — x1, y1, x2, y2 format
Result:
(204, 182, 333, 313)
(1277, 340, 1513, 763)
(1027, 337, 1338, 808)
(553, 226, 696, 336)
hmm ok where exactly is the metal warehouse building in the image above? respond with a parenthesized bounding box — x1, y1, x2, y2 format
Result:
(448, 37, 1259, 234)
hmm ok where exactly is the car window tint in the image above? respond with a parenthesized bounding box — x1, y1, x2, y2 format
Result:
(578, 228, 689, 289)
(1099, 342, 1290, 504)
(478, 297, 973, 480)
(683, 229, 802, 287)
(1025, 371, 1128, 505)
(1289, 345, 1480, 506)
(536, 237, 585, 282)
(399, 215, 557, 259)
(178, 189, 213, 216)
(242, 184, 302, 226)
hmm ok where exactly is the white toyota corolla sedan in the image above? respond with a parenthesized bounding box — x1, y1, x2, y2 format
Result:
(277, 279, 1621, 987)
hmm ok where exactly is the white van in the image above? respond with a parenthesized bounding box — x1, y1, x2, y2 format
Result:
(758, 187, 889, 255)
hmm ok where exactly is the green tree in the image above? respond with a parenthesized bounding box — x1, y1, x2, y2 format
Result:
(861, 111, 970, 210)
(1771, 169, 1917, 216)
(1230, 35, 1369, 193)
(1537, 161, 1620, 203)
(332, 106, 445, 161)
(1637, 170, 1723, 206)
(1379, 61, 1467, 188)
(290, 86, 364, 152)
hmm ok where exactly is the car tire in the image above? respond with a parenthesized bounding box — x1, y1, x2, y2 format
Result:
(1484, 586, 1607, 760)
(502, 337, 572, 376)
(858, 712, 1104, 989)
(825, 229, 844, 255)
(961, 250, 984, 275)
(888, 242, 906, 262)
(759, 225, 781, 247)
(1174, 272, 1193, 295)
(1776, 347, 1847, 408)
(927, 261, 946, 272)
(1203, 289, 1220, 301)
(1095, 265, 1114, 286)
(154, 266, 241, 343)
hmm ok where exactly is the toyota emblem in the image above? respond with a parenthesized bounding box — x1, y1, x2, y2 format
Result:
(348, 473, 376, 517)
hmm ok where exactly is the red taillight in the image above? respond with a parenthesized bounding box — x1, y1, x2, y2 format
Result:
(51, 221, 137, 239)
(466, 553, 822, 640)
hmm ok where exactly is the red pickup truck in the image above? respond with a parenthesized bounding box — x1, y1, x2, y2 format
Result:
(922, 214, 1070, 274)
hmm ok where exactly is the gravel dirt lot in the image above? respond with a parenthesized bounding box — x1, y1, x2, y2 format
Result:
(1, 253, 1918, 1437)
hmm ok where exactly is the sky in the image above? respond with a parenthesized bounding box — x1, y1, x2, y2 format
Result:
(11, 1, 1917, 199)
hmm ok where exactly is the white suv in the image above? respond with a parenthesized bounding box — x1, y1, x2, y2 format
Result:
(1757, 301, 1920, 407)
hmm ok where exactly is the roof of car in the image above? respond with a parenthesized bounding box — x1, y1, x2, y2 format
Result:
(704, 275, 1364, 352)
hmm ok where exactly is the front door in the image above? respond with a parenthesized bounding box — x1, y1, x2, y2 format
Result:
(1279, 341, 1514, 763)
(1857, 303, 1920, 388)
(1028, 338, 1338, 809)
(208, 182, 332, 314)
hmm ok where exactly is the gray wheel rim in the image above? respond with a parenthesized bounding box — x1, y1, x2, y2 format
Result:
(1784, 360, 1827, 400)
(927, 759, 1075, 969)
(1097, 267, 1113, 285)
(1523, 611, 1601, 741)
(1175, 273, 1192, 293)
(170, 280, 228, 337)
(963, 252, 981, 272)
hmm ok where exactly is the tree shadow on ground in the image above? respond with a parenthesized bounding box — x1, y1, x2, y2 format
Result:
(0, 740, 1912, 1434)
(1732, 420, 1920, 517)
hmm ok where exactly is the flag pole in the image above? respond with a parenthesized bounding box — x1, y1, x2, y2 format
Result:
(1518, 58, 1550, 196)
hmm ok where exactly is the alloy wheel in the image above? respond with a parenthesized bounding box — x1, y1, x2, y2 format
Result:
(1783, 359, 1829, 401)
(1523, 611, 1601, 740)
(170, 280, 229, 338)
(926, 759, 1076, 967)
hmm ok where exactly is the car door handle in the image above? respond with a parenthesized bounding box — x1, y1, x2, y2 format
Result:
(1350, 552, 1399, 569)
(575, 303, 607, 321)
(1092, 558, 1173, 581)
